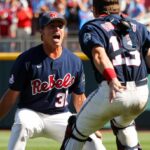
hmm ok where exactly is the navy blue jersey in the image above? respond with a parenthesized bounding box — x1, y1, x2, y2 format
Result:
(79, 14, 150, 83)
(8, 44, 85, 114)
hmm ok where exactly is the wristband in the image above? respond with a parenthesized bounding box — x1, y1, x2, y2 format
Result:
(103, 68, 117, 82)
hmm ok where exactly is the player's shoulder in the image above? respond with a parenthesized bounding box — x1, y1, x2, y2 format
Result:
(79, 17, 108, 35)
(121, 15, 145, 28)
(80, 18, 101, 30)
(17, 44, 43, 61)
(125, 16, 148, 35)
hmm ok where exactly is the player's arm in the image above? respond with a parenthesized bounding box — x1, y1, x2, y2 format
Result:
(92, 46, 125, 101)
(0, 89, 20, 119)
(72, 92, 86, 113)
(145, 48, 150, 68)
(92, 46, 114, 73)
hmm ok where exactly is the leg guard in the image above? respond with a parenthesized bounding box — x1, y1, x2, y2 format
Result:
(110, 120, 142, 150)
(60, 115, 91, 150)
(60, 115, 76, 150)
(83, 133, 106, 150)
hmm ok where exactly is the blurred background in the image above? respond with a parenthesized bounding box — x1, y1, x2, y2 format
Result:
(0, 0, 150, 52)
(0, 0, 150, 130)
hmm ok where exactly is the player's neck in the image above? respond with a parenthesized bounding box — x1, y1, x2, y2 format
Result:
(43, 44, 63, 59)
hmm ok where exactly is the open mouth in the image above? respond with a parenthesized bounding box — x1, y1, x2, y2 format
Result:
(53, 35, 60, 40)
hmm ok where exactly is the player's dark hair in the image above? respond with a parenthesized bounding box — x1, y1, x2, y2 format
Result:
(93, 0, 120, 14)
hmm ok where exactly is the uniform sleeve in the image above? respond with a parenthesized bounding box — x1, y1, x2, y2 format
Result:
(79, 25, 105, 58)
(71, 60, 85, 94)
(8, 54, 28, 91)
(140, 25, 150, 74)
(142, 27, 150, 55)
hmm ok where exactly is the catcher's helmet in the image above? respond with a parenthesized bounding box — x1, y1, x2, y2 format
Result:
(93, 0, 120, 14)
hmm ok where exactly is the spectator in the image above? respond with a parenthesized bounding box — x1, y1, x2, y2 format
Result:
(0, 0, 11, 10)
(52, 0, 66, 16)
(66, 0, 79, 32)
(78, 0, 93, 29)
(16, 0, 33, 38)
(29, 0, 49, 36)
(45, 0, 55, 10)
(131, 0, 146, 19)
(0, 9, 11, 38)
(8, 0, 20, 39)
(0, 9, 12, 52)
(0, 0, 20, 52)
(121, 0, 135, 16)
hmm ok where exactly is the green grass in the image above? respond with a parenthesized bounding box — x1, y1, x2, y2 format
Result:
(0, 130, 150, 150)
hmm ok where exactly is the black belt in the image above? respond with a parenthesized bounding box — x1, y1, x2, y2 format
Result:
(121, 79, 147, 87)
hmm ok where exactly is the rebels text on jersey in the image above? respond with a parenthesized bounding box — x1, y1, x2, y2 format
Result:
(79, 15, 150, 83)
(8, 44, 85, 114)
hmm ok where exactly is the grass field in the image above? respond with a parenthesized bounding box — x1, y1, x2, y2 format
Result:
(0, 130, 150, 150)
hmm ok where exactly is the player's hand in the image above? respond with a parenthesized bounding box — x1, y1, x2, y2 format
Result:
(108, 78, 126, 103)
(95, 130, 102, 139)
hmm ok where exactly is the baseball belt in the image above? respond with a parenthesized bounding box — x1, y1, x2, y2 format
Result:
(121, 78, 147, 87)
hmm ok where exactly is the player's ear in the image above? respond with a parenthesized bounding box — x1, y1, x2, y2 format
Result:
(92, 7, 96, 17)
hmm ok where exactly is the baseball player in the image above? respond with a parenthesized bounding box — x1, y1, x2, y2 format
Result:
(0, 11, 106, 150)
(60, 0, 150, 150)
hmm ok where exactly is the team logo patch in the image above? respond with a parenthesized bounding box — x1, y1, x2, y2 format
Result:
(101, 22, 115, 31)
(49, 12, 58, 18)
(9, 74, 14, 84)
(83, 33, 91, 43)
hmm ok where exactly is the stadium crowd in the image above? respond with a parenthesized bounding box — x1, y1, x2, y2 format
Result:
(0, 0, 94, 38)
(0, 0, 150, 52)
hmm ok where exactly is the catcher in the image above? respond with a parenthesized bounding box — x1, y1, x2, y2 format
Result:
(60, 0, 150, 149)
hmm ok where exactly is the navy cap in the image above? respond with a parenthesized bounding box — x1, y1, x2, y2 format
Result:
(39, 11, 67, 28)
